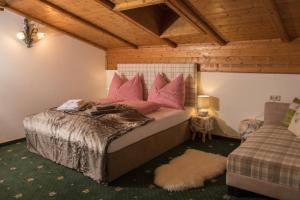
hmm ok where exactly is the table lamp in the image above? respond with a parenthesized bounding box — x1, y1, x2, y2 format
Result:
(198, 95, 210, 117)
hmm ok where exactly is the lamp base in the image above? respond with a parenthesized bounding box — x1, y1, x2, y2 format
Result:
(198, 111, 208, 117)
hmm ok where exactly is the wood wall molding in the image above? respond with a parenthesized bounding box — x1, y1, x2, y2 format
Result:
(106, 39, 300, 74)
(260, 0, 291, 42)
(39, 0, 138, 49)
(166, 0, 227, 46)
(96, 0, 177, 48)
(4, 5, 107, 50)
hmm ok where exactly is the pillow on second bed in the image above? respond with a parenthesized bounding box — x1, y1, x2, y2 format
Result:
(148, 73, 185, 109)
(282, 97, 300, 127)
(288, 107, 300, 138)
(122, 100, 161, 115)
(108, 73, 143, 101)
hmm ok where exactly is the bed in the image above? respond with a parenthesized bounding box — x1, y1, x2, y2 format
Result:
(24, 64, 198, 182)
(227, 102, 300, 200)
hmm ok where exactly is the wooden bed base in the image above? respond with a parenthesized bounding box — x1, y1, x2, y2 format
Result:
(107, 120, 190, 181)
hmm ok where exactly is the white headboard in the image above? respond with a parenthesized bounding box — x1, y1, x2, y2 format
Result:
(117, 64, 198, 107)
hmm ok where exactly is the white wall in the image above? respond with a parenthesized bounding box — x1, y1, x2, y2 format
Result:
(106, 70, 300, 138)
(200, 72, 300, 138)
(0, 10, 107, 143)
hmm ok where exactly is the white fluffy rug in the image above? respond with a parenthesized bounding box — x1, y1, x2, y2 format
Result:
(154, 149, 227, 191)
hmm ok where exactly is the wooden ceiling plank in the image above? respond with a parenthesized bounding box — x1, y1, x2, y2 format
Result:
(97, 0, 115, 9)
(96, 0, 177, 48)
(165, 0, 227, 45)
(260, 0, 291, 42)
(39, 0, 138, 49)
(161, 17, 199, 38)
(114, 0, 166, 11)
(3, 4, 107, 50)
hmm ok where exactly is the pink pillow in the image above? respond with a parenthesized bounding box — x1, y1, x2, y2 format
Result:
(107, 73, 125, 98)
(107, 73, 143, 101)
(122, 100, 161, 115)
(148, 74, 185, 109)
(94, 97, 123, 105)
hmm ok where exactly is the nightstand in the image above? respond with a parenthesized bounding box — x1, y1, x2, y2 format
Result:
(239, 119, 263, 142)
(190, 116, 214, 143)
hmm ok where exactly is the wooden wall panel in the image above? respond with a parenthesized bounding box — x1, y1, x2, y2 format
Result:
(107, 39, 300, 74)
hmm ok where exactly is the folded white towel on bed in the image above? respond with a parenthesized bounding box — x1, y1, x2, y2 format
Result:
(57, 99, 85, 111)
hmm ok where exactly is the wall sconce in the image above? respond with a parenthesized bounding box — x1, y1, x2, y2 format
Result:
(16, 18, 45, 48)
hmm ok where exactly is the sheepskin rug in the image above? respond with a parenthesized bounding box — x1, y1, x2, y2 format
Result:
(154, 149, 227, 191)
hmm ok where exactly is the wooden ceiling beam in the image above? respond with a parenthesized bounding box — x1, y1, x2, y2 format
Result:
(114, 0, 166, 11)
(96, 0, 177, 48)
(165, 0, 227, 45)
(39, 0, 138, 49)
(260, 0, 291, 42)
(3, 4, 107, 50)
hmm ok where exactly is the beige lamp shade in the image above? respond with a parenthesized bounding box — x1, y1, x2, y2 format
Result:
(198, 95, 210, 109)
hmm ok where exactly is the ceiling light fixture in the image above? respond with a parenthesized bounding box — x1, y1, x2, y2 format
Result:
(16, 18, 45, 48)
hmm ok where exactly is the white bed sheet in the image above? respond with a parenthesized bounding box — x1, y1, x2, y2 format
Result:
(108, 107, 194, 153)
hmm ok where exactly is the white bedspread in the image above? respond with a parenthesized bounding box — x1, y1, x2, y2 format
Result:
(108, 107, 194, 153)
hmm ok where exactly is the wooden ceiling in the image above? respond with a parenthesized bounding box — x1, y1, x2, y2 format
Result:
(1, 0, 299, 50)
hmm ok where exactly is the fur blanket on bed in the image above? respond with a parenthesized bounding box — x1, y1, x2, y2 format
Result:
(23, 104, 153, 183)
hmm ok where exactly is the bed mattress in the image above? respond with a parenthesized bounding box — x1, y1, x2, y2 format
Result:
(108, 107, 194, 153)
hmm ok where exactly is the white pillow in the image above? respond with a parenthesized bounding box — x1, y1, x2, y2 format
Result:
(288, 107, 300, 137)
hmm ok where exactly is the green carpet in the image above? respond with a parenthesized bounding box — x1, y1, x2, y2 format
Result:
(0, 137, 271, 200)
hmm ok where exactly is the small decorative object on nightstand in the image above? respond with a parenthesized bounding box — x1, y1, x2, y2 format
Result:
(190, 116, 214, 143)
(238, 119, 263, 142)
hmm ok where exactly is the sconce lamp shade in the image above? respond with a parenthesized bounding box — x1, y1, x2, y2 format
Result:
(198, 95, 210, 109)
(37, 32, 45, 40)
(16, 32, 25, 40)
